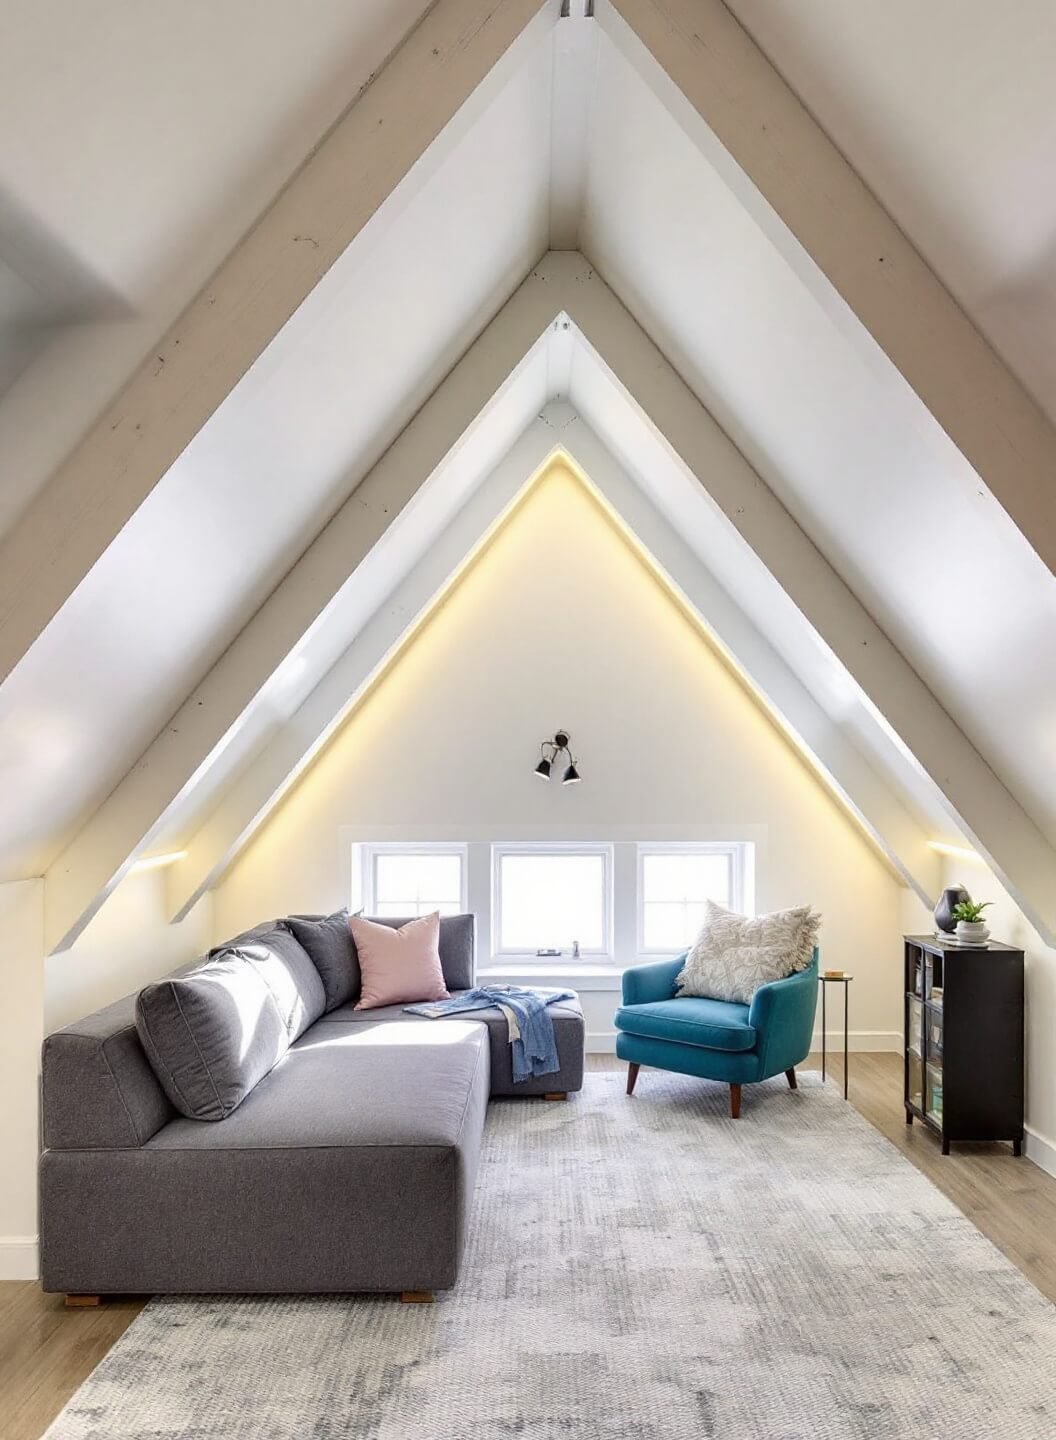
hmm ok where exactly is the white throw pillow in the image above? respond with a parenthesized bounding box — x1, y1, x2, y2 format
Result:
(676, 901, 820, 1005)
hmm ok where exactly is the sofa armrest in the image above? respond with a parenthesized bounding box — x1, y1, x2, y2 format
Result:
(749, 951, 819, 1077)
(621, 955, 686, 1007)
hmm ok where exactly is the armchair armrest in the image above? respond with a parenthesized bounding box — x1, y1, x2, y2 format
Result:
(749, 951, 819, 1077)
(622, 955, 687, 1006)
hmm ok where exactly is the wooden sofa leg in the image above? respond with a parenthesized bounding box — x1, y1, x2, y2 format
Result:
(626, 1063, 640, 1096)
(543, 1092, 567, 1101)
(400, 1291, 434, 1304)
(64, 1295, 102, 1308)
(729, 1083, 742, 1119)
(786, 1067, 798, 1090)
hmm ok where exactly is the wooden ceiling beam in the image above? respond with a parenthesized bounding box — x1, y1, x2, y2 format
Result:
(0, 0, 549, 688)
(166, 420, 564, 922)
(42, 259, 567, 954)
(559, 252, 1056, 941)
(600, 0, 1056, 578)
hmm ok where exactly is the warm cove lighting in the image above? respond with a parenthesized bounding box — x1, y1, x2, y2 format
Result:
(928, 840, 981, 862)
(131, 850, 186, 872)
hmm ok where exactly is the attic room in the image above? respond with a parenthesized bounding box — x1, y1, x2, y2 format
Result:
(2, 1, 1056, 1435)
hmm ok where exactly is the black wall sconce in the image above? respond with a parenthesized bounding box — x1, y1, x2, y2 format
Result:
(534, 729, 581, 785)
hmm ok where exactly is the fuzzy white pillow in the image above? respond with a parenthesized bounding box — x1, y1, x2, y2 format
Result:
(676, 901, 820, 1005)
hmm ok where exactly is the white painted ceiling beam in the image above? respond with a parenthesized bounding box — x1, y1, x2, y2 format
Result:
(169, 403, 941, 915)
(560, 420, 942, 903)
(597, 0, 1056, 578)
(41, 253, 1056, 949)
(42, 262, 569, 954)
(0, 0, 551, 689)
(167, 417, 569, 920)
(556, 252, 1056, 939)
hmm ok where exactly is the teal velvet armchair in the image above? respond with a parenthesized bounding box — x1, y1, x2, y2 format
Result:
(614, 950, 819, 1116)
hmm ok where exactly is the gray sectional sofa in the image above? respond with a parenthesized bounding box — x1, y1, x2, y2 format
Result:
(39, 914, 584, 1300)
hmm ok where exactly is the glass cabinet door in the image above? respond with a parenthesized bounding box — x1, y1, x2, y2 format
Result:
(923, 997, 944, 1125)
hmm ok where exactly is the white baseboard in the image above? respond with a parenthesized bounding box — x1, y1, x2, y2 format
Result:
(0, 1236, 39, 1281)
(590, 1030, 901, 1056)
(1025, 1124, 1056, 1180)
(811, 1029, 902, 1054)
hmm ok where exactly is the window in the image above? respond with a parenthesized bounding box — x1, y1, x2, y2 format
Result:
(361, 845, 466, 918)
(638, 845, 744, 952)
(493, 844, 611, 956)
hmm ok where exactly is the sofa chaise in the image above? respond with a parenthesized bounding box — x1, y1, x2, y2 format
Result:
(40, 914, 584, 1303)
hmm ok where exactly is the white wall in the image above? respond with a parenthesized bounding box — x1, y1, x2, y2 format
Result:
(0, 869, 212, 1279)
(45, 869, 213, 1033)
(217, 463, 910, 1049)
(0, 879, 43, 1278)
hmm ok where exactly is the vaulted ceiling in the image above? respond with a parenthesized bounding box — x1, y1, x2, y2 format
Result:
(1, 0, 1053, 952)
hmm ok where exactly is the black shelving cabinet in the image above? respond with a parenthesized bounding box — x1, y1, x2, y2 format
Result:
(903, 935, 1024, 1155)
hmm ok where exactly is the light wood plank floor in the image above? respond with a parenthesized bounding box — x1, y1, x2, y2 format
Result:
(3, 1054, 1055, 1438)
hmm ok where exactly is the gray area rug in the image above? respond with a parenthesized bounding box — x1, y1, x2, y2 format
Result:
(47, 1070, 1056, 1439)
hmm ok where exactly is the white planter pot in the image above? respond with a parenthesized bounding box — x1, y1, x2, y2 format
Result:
(955, 920, 990, 946)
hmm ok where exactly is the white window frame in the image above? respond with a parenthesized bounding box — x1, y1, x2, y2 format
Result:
(491, 842, 614, 960)
(358, 842, 468, 917)
(636, 842, 750, 956)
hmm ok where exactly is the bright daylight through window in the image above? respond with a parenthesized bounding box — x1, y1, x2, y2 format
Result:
(369, 848, 464, 917)
(495, 848, 609, 954)
(639, 848, 735, 951)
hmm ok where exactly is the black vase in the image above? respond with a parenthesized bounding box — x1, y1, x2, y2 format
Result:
(934, 885, 970, 934)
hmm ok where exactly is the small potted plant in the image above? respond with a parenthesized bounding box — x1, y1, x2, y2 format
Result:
(951, 899, 992, 946)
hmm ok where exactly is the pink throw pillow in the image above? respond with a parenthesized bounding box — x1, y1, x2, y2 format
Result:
(350, 912, 450, 1010)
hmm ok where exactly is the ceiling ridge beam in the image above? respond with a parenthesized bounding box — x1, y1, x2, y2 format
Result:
(42, 259, 577, 954)
(599, 0, 1056, 578)
(558, 252, 1056, 939)
(0, 0, 551, 689)
(167, 421, 563, 920)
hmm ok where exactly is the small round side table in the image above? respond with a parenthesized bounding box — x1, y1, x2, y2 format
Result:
(819, 972, 853, 1100)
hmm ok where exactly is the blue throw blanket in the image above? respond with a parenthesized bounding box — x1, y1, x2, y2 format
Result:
(404, 986, 574, 1082)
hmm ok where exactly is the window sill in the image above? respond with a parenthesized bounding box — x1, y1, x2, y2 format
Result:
(477, 962, 624, 991)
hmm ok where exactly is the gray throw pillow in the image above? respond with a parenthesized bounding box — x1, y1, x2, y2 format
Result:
(284, 911, 360, 1011)
(135, 927, 324, 1120)
(676, 901, 820, 1005)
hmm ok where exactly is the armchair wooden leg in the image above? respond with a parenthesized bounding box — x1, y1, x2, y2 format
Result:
(626, 1062, 640, 1096)
(729, 1083, 741, 1119)
(400, 1291, 434, 1304)
(786, 1067, 798, 1090)
(64, 1295, 101, 1308)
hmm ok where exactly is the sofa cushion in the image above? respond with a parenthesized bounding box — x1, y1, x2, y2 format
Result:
(284, 910, 360, 1011)
(149, 1019, 489, 1150)
(351, 912, 450, 1010)
(135, 928, 325, 1120)
(677, 901, 820, 1004)
(369, 913, 476, 992)
(614, 997, 756, 1052)
(314, 990, 587, 1097)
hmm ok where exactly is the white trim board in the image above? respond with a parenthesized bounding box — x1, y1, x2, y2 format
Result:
(0, 1236, 39, 1282)
(811, 1030, 902, 1055)
(1025, 1125, 1056, 1182)
(594, 1034, 903, 1059)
